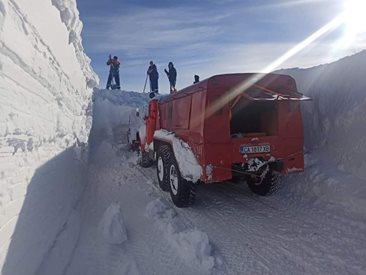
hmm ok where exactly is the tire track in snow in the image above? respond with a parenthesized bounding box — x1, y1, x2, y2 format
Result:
(135, 164, 366, 274)
(195, 183, 366, 274)
(115, 156, 210, 275)
(135, 165, 269, 273)
(134, 165, 231, 274)
(66, 143, 213, 275)
(64, 159, 141, 275)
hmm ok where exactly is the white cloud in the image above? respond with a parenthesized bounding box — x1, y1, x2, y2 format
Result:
(84, 6, 228, 55)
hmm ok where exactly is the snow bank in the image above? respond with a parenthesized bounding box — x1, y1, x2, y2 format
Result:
(50, 0, 98, 88)
(146, 199, 215, 274)
(90, 89, 148, 148)
(154, 129, 202, 182)
(99, 203, 127, 245)
(277, 50, 366, 214)
(0, 0, 97, 273)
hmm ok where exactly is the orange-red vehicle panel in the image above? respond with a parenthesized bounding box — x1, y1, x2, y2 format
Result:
(147, 73, 307, 183)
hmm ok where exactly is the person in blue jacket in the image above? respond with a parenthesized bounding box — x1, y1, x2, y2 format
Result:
(164, 62, 177, 93)
(147, 61, 159, 93)
(106, 55, 121, 90)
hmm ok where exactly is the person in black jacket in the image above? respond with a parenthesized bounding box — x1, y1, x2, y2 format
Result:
(164, 62, 177, 93)
(194, 74, 200, 84)
(147, 61, 159, 93)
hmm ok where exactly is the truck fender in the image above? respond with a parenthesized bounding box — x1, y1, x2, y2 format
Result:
(153, 133, 202, 183)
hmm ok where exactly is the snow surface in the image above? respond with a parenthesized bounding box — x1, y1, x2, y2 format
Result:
(57, 66, 365, 274)
(146, 198, 216, 273)
(64, 139, 222, 275)
(100, 203, 127, 245)
(154, 129, 202, 183)
(1, 0, 366, 273)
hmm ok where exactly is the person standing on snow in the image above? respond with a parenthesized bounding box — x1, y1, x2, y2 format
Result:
(164, 62, 177, 93)
(106, 55, 121, 90)
(147, 61, 159, 93)
(194, 74, 200, 84)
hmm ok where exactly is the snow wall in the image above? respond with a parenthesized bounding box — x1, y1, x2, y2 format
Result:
(277, 50, 366, 216)
(0, 0, 98, 274)
(89, 89, 148, 153)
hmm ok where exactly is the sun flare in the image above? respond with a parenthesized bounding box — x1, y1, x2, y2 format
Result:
(343, 0, 366, 44)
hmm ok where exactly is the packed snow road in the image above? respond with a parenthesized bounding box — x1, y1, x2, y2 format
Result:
(65, 142, 220, 275)
(137, 154, 366, 274)
(62, 140, 365, 275)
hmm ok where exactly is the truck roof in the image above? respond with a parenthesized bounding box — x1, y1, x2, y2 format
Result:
(158, 73, 306, 102)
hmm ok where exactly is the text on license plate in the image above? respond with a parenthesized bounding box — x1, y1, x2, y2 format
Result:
(240, 144, 270, 154)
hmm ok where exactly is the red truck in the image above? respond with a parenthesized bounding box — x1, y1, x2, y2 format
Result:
(138, 73, 309, 207)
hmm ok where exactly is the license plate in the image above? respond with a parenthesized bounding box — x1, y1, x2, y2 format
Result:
(240, 144, 270, 154)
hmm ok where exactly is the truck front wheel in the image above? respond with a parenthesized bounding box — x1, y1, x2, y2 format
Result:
(156, 145, 170, 191)
(140, 151, 153, 168)
(167, 155, 196, 208)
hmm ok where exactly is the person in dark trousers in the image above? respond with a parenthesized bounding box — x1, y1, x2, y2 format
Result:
(106, 55, 121, 89)
(147, 61, 159, 93)
(194, 74, 200, 84)
(164, 62, 177, 93)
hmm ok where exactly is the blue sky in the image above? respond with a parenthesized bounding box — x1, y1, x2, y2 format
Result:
(76, 0, 366, 93)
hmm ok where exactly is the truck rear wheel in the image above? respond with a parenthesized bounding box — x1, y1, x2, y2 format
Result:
(167, 153, 196, 208)
(156, 145, 170, 191)
(247, 169, 280, 196)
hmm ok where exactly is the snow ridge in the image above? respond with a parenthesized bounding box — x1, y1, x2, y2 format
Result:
(51, 0, 98, 88)
(146, 198, 215, 274)
(100, 203, 127, 245)
(90, 89, 148, 147)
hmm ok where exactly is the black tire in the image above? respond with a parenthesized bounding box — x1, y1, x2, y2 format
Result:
(140, 151, 152, 168)
(166, 150, 196, 208)
(156, 145, 170, 191)
(230, 175, 243, 183)
(247, 169, 280, 196)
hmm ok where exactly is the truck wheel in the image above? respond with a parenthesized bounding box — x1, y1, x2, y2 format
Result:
(167, 155, 196, 208)
(247, 169, 280, 196)
(140, 151, 152, 168)
(156, 145, 170, 191)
